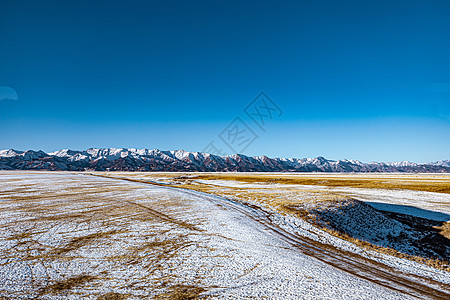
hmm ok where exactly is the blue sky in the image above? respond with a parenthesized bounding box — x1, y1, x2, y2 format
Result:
(0, 0, 449, 162)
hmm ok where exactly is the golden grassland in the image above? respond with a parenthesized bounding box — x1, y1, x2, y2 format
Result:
(201, 173, 450, 193)
(104, 171, 450, 193)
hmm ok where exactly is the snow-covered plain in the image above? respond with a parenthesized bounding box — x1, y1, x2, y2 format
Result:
(0, 172, 449, 299)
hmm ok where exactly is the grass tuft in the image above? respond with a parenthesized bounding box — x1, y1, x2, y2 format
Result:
(41, 275, 97, 294)
(97, 292, 128, 300)
(155, 284, 206, 299)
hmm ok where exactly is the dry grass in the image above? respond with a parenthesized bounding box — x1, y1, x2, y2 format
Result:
(41, 275, 97, 294)
(97, 292, 128, 300)
(435, 222, 450, 239)
(52, 230, 121, 255)
(155, 284, 206, 300)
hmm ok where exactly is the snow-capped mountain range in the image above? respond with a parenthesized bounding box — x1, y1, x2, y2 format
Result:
(0, 148, 449, 172)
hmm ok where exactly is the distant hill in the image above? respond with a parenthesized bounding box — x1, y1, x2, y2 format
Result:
(1, 148, 449, 173)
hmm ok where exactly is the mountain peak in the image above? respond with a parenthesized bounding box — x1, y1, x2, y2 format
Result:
(0, 149, 24, 157)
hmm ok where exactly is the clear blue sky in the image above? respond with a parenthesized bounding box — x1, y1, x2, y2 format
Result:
(0, 0, 449, 162)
